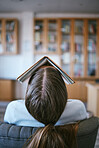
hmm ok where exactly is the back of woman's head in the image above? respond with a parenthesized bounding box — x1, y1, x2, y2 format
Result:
(25, 67, 77, 148)
(25, 66, 68, 125)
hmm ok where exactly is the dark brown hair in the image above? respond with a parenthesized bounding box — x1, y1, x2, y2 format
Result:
(25, 66, 77, 148)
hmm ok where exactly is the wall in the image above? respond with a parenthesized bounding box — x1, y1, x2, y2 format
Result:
(0, 12, 34, 99)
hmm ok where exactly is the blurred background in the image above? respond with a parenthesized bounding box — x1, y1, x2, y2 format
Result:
(0, 0, 99, 121)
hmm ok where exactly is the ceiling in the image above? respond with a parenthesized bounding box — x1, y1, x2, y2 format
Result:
(0, 0, 99, 13)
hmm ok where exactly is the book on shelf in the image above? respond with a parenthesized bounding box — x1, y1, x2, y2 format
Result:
(49, 22, 57, 30)
(6, 21, 15, 31)
(61, 41, 70, 52)
(17, 56, 75, 85)
(89, 24, 96, 34)
(88, 39, 96, 52)
(6, 44, 15, 52)
(6, 32, 15, 43)
(48, 43, 57, 52)
(75, 26, 83, 34)
(35, 42, 42, 51)
(48, 33, 56, 43)
(75, 43, 82, 52)
(61, 25, 70, 33)
(74, 67, 83, 77)
(35, 32, 41, 42)
(74, 54, 83, 64)
(62, 52, 70, 64)
(35, 24, 43, 30)
(88, 53, 96, 65)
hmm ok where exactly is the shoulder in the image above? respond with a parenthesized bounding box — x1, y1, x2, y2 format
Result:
(6, 100, 25, 107)
(66, 99, 87, 117)
(67, 99, 85, 104)
(5, 100, 25, 113)
(67, 99, 86, 109)
(4, 100, 25, 123)
(4, 100, 45, 127)
(56, 99, 87, 125)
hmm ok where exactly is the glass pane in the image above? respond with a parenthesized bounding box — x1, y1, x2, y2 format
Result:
(61, 20, 71, 75)
(74, 20, 84, 76)
(48, 20, 57, 52)
(0, 20, 3, 53)
(6, 21, 16, 53)
(34, 20, 44, 52)
(87, 20, 97, 76)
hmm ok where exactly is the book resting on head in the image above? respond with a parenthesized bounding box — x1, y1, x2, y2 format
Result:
(17, 56, 75, 85)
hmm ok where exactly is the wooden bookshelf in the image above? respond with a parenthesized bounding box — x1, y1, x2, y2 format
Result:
(34, 18, 99, 79)
(0, 18, 18, 55)
(34, 18, 60, 54)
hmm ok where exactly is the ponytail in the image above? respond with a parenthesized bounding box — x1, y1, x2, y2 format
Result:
(24, 124, 78, 148)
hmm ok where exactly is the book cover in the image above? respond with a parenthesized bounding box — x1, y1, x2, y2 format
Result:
(17, 56, 75, 85)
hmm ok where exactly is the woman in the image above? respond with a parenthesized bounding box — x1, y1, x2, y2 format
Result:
(4, 66, 87, 148)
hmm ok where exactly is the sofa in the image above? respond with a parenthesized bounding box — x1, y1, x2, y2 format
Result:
(0, 117, 99, 148)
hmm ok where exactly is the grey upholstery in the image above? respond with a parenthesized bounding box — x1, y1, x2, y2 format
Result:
(0, 117, 99, 148)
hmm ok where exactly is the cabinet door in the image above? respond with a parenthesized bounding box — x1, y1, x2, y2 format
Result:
(5, 19, 18, 54)
(66, 81, 87, 102)
(47, 19, 58, 53)
(0, 80, 14, 101)
(0, 20, 4, 54)
(87, 20, 97, 76)
(73, 20, 84, 77)
(61, 20, 71, 75)
(34, 19, 45, 53)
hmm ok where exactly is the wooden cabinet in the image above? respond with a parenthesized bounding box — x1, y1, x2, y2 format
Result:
(66, 81, 87, 102)
(60, 19, 71, 75)
(0, 19, 4, 53)
(34, 19, 44, 53)
(66, 79, 95, 102)
(60, 19, 85, 77)
(87, 20, 98, 76)
(86, 83, 99, 116)
(0, 19, 18, 55)
(34, 18, 60, 54)
(60, 18, 99, 78)
(34, 18, 99, 79)
(0, 80, 14, 101)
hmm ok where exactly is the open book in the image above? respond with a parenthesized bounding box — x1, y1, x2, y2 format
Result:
(17, 56, 75, 85)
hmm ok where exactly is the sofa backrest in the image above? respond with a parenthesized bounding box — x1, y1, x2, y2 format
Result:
(0, 117, 99, 148)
